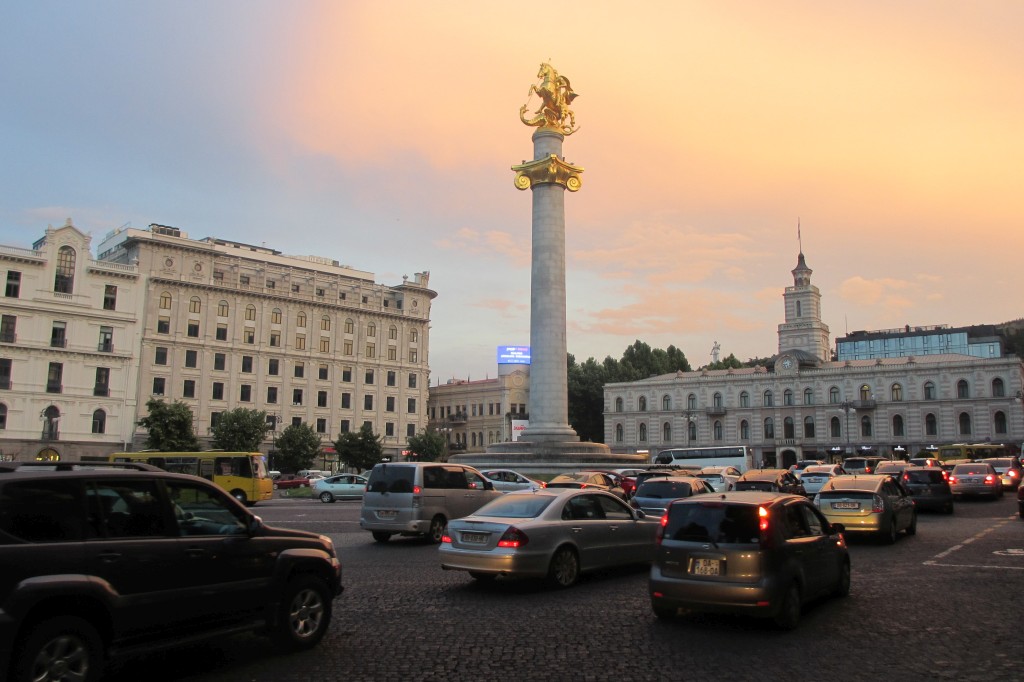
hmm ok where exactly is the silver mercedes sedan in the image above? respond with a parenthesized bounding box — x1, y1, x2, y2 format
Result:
(439, 488, 659, 588)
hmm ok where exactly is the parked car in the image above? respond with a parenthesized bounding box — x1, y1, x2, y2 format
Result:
(842, 457, 884, 475)
(734, 469, 806, 496)
(546, 471, 627, 499)
(814, 475, 916, 543)
(439, 488, 659, 588)
(481, 469, 546, 493)
(313, 473, 368, 503)
(629, 476, 713, 516)
(902, 467, 954, 514)
(0, 461, 343, 682)
(978, 457, 1022, 491)
(649, 491, 850, 629)
(360, 462, 501, 543)
(696, 466, 742, 492)
(874, 461, 913, 480)
(611, 468, 648, 498)
(798, 464, 845, 496)
(274, 474, 311, 490)
(948, 462, 1003, 500)
(789, 460, 825, 479)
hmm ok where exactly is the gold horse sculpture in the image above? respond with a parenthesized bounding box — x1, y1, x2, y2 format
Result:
(520, 62, 579, 135)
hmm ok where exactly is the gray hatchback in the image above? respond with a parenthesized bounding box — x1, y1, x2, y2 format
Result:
(649, 491, 850, 629)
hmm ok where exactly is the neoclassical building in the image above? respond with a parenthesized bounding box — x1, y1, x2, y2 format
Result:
(427, 365, 531, 454)
(604, 250, 1024, 468)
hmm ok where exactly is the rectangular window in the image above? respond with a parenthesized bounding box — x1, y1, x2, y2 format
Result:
(157, 317, 170, 334)
(294, 362, 305, 378)
(365, 369, 374, 385)
(152, 376, 165, 396)
(103, 285, 117, 311)
(51, 321, 66, 348)
(408, 373, 417, 389)
(98, 326, 113, 353)
(339, 419, 350, 434)
(242, 356, 253, 373)
(240, 384, 252, 402)
(319, 338, 330, 353)
(268, 358, 279, 375)
(5, 270, 21, 298)
(386, 396, 395, 412)
(0, 358, 11, 389)
(267, 385, 278, 404)
(387, 371, 396, 387)
(365, 343, 375, 358)
(292, 389, 303, 405)
(212, 382, 224, 400)
(183, 379, 195, 398)
(343, 341, 353, 356)
(187, 321, 200, 337)
(316, 418, 327, 434)
(155, 347, 168, 365)
(266, 280, 275, 289)
(291, 417, 302, 428)
(318, 390, 328, 408)
(387, 347, 397, 361)
(385, 422, 395, 437)
(245, 305, 256, 321)
(217, 301, 229, 317)
(295, 335, 306, 350)
(270, 332, 281, 347)
(292, 284, 301, 293)
(211, 412, 223, 428)
(407, 424, 415, 438)
(244, 329, 255, 344)
(318, 364, 329, 380)
(341, 393, 351, 409)
(342, 366, 352, 382)
(364, 394, 373, 410)
(214, 353, 226, 371)
(94, 367, 110, 397)
(185, 350, 198, 368)
(0, 314, 16, 343)
(271, 309, 282, 324)
(216, 324, 228, 341)
(408, 398, 417, 414)
(240, 275, 250, 286)
(409, 349, 418, 363)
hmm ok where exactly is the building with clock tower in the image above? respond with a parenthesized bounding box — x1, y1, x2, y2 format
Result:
(777, 251, 831, 363)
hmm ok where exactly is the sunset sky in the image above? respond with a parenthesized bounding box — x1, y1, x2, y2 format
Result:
(2, 2, 1022, 384)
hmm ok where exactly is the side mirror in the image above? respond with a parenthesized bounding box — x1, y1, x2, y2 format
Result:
(248, 515, 264, 536)
(482, 479, 494, 491)
(635, 509, 647, 520)
(830, 522, 845, 535)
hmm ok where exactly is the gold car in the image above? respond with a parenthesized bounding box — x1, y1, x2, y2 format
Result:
(813, 475, 916, 544)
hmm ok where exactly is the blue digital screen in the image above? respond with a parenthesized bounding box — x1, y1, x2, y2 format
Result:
(497, 345, 531, 364)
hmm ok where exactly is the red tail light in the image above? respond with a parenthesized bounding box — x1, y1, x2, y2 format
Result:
(441, 532, 452, 544)
(539, 481, 547, 488)
(984, 475, 996, 485)
(656, 513, 669, 545)
(865, 467, 873, 474)
(947, 475, 957, 484)
(413, 485, 422, 494)
(1008, 470, 1019, 479)
(871, 494, 885, 513)
(497, 527, 528, 548)
(758, 506, 769, 532)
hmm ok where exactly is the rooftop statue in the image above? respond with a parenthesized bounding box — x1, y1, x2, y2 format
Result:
(520, 62, 579, 135)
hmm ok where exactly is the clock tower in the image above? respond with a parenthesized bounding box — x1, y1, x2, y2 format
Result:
(777, 250, 831, 362)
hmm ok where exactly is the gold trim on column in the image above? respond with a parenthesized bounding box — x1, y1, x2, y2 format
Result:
(511, 154, 584, 192)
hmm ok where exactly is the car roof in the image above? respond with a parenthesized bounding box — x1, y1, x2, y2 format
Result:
(737, 469, 788, 481)
(803, 465, 837, 473)
(505, 487, 620, 501)
(670, 491, 803, 506)
(821, 475, 885, 492)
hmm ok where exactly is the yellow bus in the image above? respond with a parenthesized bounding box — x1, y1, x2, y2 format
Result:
(106, 451, 273, 506)
(936, 443, 1009, 464)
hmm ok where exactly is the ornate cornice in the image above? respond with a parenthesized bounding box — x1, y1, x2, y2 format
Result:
(511, 154, 583, 192)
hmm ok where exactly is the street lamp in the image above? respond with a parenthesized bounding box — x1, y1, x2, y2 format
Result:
(840, 400, 854, 459)
(681, 410, 695, 446)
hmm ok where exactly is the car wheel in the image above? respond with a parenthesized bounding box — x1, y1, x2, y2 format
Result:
(270, 575, 332, 652)
(319, 492, 334, 503)
(945, 503, 955, 515)
(428, 515, 447, 544)
(773, 583, 802, 630)
(906, 512, 917, 536)
(1018, 505, 1024, 519)
(546, 546, 580, 588)
(652, 602, 677, 620)
(272, 482, 280, 490)
(469, 572, 497, 582)
(13, 615, 103, 682)
(231, 489, 247, 505)
(883, 519, 898, 545)
(371, 531, 392, 543)
(834, 560, 851, 598)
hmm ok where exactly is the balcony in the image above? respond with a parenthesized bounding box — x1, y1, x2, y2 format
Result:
(94, 385, 110, 397)
(705, 406, 727, 417)
(41, 427, 60, 441)
(0, 331, 14, 343)
(50, 338, 67, 348)
(852, 399, 877, 410)
(448, 412, 468, 425)
(97, 341, 114, 353)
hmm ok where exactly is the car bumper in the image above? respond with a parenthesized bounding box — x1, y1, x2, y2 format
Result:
(951, 484, 1000, 497)
(359, 514, 431, 535)
(817, 511, 886, 534)
(439, 545, 551, 578)
(649, 565, 784, 616)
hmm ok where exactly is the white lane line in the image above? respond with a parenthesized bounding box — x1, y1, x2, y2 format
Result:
(924, 517, 1017, 568)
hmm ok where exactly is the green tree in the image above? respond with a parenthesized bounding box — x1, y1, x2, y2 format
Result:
(406, 429, 446, 462)
(335, 423, 384, 472)
(702, 353, 744, 371)
(137, 398, 200, 451)
(273, 422, 321, 473)
(210, 408, 271, 452)
(567, 354, 610, 443)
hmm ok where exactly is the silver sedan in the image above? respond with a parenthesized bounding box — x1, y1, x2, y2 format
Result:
(439, 488, 659, 588)
(480, 469, 546, 493)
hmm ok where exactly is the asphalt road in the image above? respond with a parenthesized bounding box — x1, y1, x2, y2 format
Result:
(106, 493, 1024, 682)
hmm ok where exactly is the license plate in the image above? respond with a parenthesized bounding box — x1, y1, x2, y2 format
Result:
(832, 501, 859, 509)
(691, 558, 721, 576)
(460, 532, 488, 544)
(376, 510, 397, 520)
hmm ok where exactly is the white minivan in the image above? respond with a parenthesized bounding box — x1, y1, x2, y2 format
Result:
(359, 462, 501, 543)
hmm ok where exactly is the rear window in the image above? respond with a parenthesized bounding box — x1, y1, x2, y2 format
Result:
(663, 502, 760, 544)
(473, 495, 553, 519)
(637, 481, 694, 498)
(818, 491, 875, 501)
(952, 465, 989, 476)
(367, 466, 416, 493)
(905, 470, 944, 484)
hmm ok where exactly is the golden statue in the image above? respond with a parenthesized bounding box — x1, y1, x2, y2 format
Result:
(520, 62, 579, 135)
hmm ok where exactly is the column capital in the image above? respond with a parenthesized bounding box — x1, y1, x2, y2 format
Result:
(511, 154, 584, 192)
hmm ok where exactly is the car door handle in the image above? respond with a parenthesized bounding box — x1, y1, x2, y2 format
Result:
(185, 547, 207, 557)
(97, 551, 122, 563)
(571, 527, 583, 533)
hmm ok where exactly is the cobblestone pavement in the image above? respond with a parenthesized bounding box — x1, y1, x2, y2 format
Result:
(106, 496, 1024, 682)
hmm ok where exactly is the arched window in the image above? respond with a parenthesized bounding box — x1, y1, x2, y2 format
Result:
(957, 380, 969, 399)
(713, 392, 723, 408)
(783, 417, 795, 439)
(272, 308, 282, 323)
(713, 420, 723, 441)
(159, 292, 172, 309)
(662, 422, 671, 442)
(639, 423, 647, 442)
(92, 409, 107, 434)
(830, 416, 841, 438)
(321, 316, 331, 331)
(763, 390, 774, 407)
(42, 406, 60, 440)
(217, 300, 229, 317)
(924, 382, 937, 400)
(796, 300, 802, 317)
(740, 420, 750, 440)
(829, 386, 840, 404)
(189, 297, 202, 313)
(763, 417, 775, 439)
(892, 414, 905, 437)
(804, 416, 815, 438)
(662, 394, 671, 411)
(995, 411, 1007, 434)
(297, 312, 307, 328)
(739, 391, 750, 408)
(614, 397, 623, 412)
(925, 413, 937, 436)
(958, 412, 971, 435)
(245, 304, 256, 321)
(687, 393, 697, 410)
(891, 383, 903, 401)
(860, 415, 872, 437)
(0, 403, 7, 430)
(471, 432, 477, 447)
(783, 389, 793, 406)
(859, 384, 872, 401)
(804, 388, 813, 405)
(615, 424, 624, 443)
(992, 378, 1005, 397)
(367, 322, 376, 337)
(688, 421, 697, 442)
(638, 396, 647, 412)
(389, 326, 398, 340)
(54, 246, 76, 293)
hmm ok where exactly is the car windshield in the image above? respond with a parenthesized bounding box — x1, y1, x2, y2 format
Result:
(549, 474, 588, 484)
(473, 495, 554, 519)
(803, 466, 833, 475)
(697, 474, 723, 482)
(366, 466, 415, 493)
(663, 502, 760, 544)
(637, 481, 694, 499)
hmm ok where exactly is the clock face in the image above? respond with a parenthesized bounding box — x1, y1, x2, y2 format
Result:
(782, 358, 793, 369)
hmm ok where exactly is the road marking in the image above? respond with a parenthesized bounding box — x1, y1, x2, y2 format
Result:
(924, 516, 1020, 570)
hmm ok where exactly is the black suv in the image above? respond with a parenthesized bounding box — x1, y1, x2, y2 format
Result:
(0, 462, 343, 682)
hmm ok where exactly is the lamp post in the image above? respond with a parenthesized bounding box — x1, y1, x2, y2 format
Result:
(840, 401, 854, 460)
(681, 410, 695, 446)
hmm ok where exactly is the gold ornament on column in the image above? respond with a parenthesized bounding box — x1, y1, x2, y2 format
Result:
(519, 62, 579, 135)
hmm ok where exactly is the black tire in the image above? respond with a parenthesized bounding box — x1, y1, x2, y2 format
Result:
(372, 531, 392, 543)
(13, 615, 103, 682)
(319, 492, 334, 503)
(469, 572, 497, 582)
(1018, 505, 1024, 519)
(231, 489, 247, 505)
(773, 584, 802, 630)
(883, 519, 897, 545)
(945, 503, 955, 515)
(428, 515, 446, 544)
(546, 546, 580, 588)
(834, 560, 851, 598)
(272, 482, 280, 490)
(906, 512, 917, 536)
(270, 575, 332, 652)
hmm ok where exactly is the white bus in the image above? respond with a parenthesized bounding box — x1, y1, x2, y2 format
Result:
(651, 446, 755, 473)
